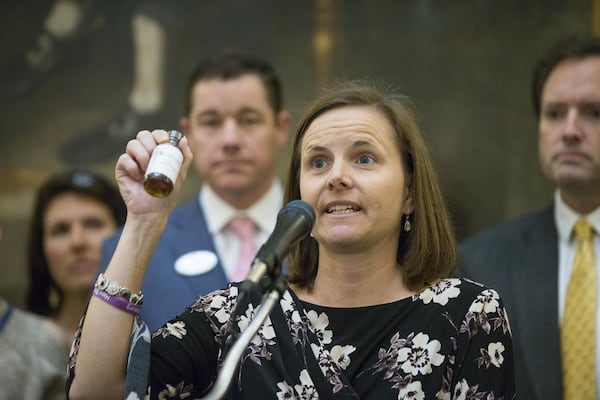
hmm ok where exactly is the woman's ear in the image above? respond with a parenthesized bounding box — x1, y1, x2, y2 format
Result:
(402, 183, 415, 215)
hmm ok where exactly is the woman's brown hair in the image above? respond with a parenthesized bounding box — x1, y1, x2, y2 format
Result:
(284, 80, 456, 292)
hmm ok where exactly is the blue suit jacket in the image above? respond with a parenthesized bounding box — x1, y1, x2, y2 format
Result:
(101, 197, 229, 331)
(458, 204, 562, 400)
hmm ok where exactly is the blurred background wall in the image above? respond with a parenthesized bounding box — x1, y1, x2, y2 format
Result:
(0, 0, 595, 307)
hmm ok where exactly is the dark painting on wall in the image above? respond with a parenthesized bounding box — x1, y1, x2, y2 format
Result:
(0, 0, 590, 307)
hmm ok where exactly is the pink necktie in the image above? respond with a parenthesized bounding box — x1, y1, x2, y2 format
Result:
(228, 217, 257, 282)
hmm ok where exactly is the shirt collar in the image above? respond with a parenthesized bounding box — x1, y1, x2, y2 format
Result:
(200, 181, 283, 234)
(554, 189, 600, 241)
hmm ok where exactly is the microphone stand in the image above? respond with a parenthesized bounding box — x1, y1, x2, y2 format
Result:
(196, 275, 289, 400)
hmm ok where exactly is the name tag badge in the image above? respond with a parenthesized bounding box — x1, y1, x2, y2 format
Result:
(174, 251, 218, 276)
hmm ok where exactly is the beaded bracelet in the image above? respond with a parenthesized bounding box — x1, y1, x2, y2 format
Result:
(94, 273, 144, 305)
(93, 287, 142, 315)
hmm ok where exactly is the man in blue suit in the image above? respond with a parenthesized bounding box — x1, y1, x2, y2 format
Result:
(459, 34, 600, 399)
(101, 53, 290, 331)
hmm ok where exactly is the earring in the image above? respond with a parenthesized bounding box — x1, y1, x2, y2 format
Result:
(403, 215, 412, 232)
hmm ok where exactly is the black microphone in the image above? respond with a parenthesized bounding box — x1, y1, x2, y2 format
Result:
(223, 200, 314, 362)
(243, 200, 315, 287)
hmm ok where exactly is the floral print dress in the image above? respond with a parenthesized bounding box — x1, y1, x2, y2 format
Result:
(67, 277, 515, 399)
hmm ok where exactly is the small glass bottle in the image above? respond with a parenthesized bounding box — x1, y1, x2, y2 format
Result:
(143, 130, 183, 197)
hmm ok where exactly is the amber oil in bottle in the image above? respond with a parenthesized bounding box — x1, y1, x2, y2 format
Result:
(143, 130, 183, 197)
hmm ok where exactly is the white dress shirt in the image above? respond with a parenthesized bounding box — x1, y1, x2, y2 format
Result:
(200, 181, 283, 281)
(554, 190, 600, 393)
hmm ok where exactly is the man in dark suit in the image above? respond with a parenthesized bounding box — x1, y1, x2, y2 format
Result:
(101, 53, 290, 331)
(459, 34, 600, 400)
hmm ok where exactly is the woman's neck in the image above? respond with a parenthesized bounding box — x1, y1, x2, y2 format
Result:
(52, 291, 89, 342)
(294, 248, 415, 307)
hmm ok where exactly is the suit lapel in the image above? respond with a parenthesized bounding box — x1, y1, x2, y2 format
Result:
(170, 198, 228, 294)
(509, 207, 562, 399)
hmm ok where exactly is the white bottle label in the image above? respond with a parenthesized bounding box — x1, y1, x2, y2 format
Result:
(145, 144, 183, 183)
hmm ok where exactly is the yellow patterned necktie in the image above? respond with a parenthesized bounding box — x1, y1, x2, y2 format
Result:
(562, 219, 597, 399)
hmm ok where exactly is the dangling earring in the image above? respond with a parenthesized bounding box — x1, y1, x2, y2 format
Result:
(403, 215, 412, 232)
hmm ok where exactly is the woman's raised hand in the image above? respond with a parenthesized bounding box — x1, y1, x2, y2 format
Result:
(115, 129, 193, 218)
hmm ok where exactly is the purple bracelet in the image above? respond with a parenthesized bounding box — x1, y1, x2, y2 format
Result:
(93, 287, 142, 315)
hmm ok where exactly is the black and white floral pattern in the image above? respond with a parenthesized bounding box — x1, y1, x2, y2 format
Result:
(66, 278, 515, 399)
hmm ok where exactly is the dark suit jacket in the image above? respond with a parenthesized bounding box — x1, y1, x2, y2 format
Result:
(458, 204, 562, 400)
(101, 197, 229, 331)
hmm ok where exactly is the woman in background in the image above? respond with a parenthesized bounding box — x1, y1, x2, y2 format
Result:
(0, 169, 125, 399)
(26, 169, 126, 346)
